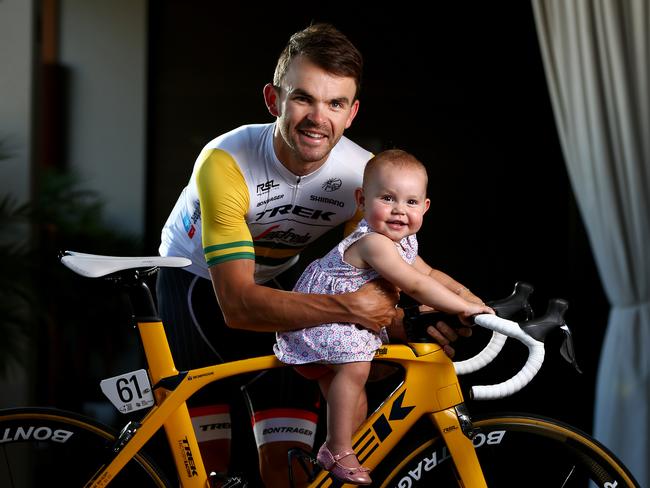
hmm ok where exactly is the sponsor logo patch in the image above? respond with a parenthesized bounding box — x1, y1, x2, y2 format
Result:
(256, 193, 285, 207)
(255, 204, 335, 221)
(257, 179, 281, 195)
(252, 410, 318, 447)
(190, 412, 232, 442)
(182, 205, 201, 239)
(310, 195, 345, 207)
(0, 426, 73, 444)
(322, 178, 342, 192)
(257, 227, 311, 245)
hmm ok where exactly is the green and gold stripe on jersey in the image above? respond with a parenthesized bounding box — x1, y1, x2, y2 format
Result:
(204, 241, 255, 266)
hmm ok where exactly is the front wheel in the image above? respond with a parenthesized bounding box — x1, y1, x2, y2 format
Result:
(375, 414, 639, 488)
(0, 407, 169, 487)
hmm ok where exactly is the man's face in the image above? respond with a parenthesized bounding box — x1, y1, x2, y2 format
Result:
(265, 56, 359, 175)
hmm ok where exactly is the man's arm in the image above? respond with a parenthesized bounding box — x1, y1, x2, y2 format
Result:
(209, 259, 399, 332)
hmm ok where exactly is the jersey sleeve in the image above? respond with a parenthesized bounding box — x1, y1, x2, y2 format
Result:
(196, 148, 254, 266)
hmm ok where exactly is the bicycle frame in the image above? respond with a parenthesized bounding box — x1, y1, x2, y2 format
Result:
(86, 317, 486, 488)
(53, 253, 632, 488)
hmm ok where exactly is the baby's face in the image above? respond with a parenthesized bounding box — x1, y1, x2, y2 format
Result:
(360, 164, 430, 242)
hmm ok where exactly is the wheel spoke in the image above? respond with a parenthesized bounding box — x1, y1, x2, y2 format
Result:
(2, 446, 15, 488)
(560, 464, 577, 488)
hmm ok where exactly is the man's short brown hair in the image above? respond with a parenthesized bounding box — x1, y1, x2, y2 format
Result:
(273, 23, 363, 100)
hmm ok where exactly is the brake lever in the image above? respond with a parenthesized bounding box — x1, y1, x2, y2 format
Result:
(487, 281, 535, 321)
(559, 323, 582, 373)
(519, 298, 582, 374)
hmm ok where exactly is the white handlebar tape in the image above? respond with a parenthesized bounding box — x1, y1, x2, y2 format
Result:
(453, 331, 507, 375)
(462, 314, 545, 400)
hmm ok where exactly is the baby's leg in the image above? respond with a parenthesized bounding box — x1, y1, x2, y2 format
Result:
(318, 361, 371, 467)
(318, 368, 368, 434)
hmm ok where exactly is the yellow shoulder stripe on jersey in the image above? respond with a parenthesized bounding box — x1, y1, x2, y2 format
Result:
(196, 148, 255, 266)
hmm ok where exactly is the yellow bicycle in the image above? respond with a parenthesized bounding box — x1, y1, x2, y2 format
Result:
(0, 252, 639, 487)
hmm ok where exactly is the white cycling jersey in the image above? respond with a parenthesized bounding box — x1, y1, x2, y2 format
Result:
(159, 123, 372, 282)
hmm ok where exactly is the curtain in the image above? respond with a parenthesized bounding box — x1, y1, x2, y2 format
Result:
(531, 1, 650, 486)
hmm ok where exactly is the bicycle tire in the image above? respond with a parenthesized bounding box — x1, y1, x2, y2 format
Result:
(0, 407, 169, 487)
(374, 413, 639, 488)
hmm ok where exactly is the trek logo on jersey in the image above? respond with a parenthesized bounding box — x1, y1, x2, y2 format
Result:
(322, 177, 342, 192)
(256, 179, 281, 195)
(255, 204, 335, 222)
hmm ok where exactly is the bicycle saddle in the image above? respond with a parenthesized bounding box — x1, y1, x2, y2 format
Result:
(60, 250, 191, 278)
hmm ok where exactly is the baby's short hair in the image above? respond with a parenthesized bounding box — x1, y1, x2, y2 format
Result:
(363, 149, 428, 188)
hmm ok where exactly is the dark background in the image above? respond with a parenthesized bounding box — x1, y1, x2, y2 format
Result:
(141, 1, 608, 432)
(29, 0, 607, 452)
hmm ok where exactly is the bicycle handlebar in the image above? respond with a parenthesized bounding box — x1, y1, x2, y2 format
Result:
(465, 314, 545, 400)
(460, 297, 578, 400)
(453, 281, 534, 377)
(452, 329, 507, 376)
(403, 282, 578, 401)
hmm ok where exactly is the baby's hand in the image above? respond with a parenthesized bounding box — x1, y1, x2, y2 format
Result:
(458, 303, 495, 325)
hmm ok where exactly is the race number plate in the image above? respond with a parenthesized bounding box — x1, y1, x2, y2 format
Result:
(100, 369, 155, 413)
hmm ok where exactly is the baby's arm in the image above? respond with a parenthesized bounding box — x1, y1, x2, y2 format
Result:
(351, 234, 492, 317)
(411, 257, 485, 306)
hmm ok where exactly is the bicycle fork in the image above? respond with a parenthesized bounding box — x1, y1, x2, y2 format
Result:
(429, 405, 487, 488)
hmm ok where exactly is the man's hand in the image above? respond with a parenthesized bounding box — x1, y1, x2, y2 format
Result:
(350, 278, 400, 333)
(426, 321, 472, 358)
(385, 307, 472, 359)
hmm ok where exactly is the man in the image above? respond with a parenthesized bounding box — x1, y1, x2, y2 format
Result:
(158, 23, 475, 486)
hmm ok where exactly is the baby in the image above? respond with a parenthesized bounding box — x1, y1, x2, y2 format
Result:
(274, 149, 493, 484)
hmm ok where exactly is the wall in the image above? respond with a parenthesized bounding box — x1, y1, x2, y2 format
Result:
(0, 0, 35, 407)
(0, 0, 34, 206)
(58, 0, 147, 236)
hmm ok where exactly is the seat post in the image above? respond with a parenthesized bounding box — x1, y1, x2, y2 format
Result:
(126, 279, 159, 320)
(115, 270, 179, 383)
(121, 274, 179, 384)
